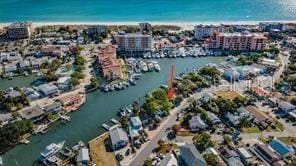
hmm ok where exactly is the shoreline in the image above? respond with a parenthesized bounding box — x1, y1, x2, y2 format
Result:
(0, 20, 296, 30)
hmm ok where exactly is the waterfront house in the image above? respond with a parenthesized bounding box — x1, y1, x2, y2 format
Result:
(97, 44, 122, 80)
(0, 113, 21, 126)
(19, 60, 31, 70)
(129, 116, 143, 138)
(189, 115, 208, 132)
(18, 106, 45, 122)
(179, 144, 207, 166)
(23, 87, 41, 101)
(58, 93, 83, 107)
(76, 148, 90, 165)
(269, 139, 294, 157)
(56, 76, 72, 90)
(43, 102, 63, 114)
(7, 89, 22, 99)
(0, 52, 22, 63)
(38, 84, 58, 96)
(253, 144, 281, 164)
(223, 68, 240, 82)
(110, 127, 129, 150)
(31, 58, 42, 69)
(278, 101, 295, 114)
(4, 63, 18, 74)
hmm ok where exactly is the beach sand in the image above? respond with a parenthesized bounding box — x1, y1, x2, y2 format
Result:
(0, 20, 296, 30)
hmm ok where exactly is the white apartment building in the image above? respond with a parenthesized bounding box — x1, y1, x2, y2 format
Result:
(194, 24, 229, 39)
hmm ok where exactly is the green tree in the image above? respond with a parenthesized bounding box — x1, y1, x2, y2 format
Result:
(90, 76, 100, 89)
(203, 153, 219, 166)
(223, 135, 232, 145)
(193, 132, 213, 152)
(143, 157, 153, 166)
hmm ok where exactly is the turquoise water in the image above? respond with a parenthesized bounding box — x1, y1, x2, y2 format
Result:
(0, 0, 295, 22)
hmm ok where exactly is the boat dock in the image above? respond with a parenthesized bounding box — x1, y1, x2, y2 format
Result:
(110, 118, 120, 124)
(101, 123, 119, 131)
(60, 115, 71, 122)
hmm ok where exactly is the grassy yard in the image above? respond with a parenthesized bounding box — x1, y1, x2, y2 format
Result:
(278, 137, 296, 145)
(215, 90, 243, 100)
(89, 134, 117, 166)
(242, 126, 261, 133)
(156, 143, 178, 155)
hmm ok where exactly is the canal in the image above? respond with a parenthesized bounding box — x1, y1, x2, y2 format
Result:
(2, 57, 225, 166)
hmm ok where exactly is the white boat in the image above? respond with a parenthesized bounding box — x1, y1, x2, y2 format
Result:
(160, 52, 165, 58)
(102, 124, 111, 130)
(109, 84, 115, 91)
(0, 156, 2, 165)
(125, 107, 132, 114)
(40, 141, 65, 159)
(103, 85, 109, 92)
(147, 63, 154, 71)
(154, 63, 161, 72)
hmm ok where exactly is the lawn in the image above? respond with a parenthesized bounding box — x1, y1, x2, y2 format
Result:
(156, 143, 178, 154)
(278, 137, 296, 145)
(242, 126, 261, 133)
(215, 90, 243, 100)
(89, 134, 117, 166)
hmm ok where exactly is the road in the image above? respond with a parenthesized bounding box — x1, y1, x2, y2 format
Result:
(129, 90, 207, 166)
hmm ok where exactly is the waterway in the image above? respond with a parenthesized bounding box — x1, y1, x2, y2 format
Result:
(2, 57, 225, 166)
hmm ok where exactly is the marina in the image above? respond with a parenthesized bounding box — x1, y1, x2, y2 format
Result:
(1, 57, 226, 165)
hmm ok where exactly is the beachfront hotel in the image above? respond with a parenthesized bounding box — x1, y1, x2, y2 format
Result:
(205, 31, 268, 51)
(87, 25, 108, 35)
(97, 44, 122, 80)
(114, 32, 152, 55)
(7, 22, 34, 39)
(194, 24, 231, 40)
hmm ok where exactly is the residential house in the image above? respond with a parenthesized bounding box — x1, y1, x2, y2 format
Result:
(129, 116, 143, 138)
(218, 146, 240, 161)
(179, 144, 207, 166)
(31, 58, 42, 69)
(39, 46, 62, 57)
(189, 115, 208, 132)
(245, 106, 272, 129)
(43, 102, 63, 114)
(56, 76, 72, 90)
(159, 154, 178, 166)
(253, 144, 281, 164)
(278, 101, 295, 113)
(207, 112, 222, 125)
(4, 63, 18, 74)
(110, 127, 129, 150)
(225, 112, 240, 126)
(23, 87, 40, 101)
(0, 52, 22, 63)
(260, 58, 280, 68)
(237, 107, 253, 121)
(76, 148, 90, 165)
(19, 60, 31, 70)
(227, 157, 244, 166)
(269, 139, 294, 157)
(18, 106, 45, 122)
(223, 68, 240, 82)
(38, 84, 58, 96)
(237, 147, 254, 165)
(58, 93, 83, 107)
(7, 89, 22, 100)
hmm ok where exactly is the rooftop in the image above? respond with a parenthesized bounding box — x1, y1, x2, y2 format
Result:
(18, 106, 44, 120)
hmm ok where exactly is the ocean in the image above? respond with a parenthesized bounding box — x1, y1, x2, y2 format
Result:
(0, 0, 295, 22)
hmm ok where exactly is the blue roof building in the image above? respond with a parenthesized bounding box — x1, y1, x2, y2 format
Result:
(179, 144, 207, 166)
(269, 139, 294, 157)
(129, 116, 143, 138)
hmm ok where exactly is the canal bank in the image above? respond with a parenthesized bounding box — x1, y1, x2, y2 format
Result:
(2, 57, 225, 166)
